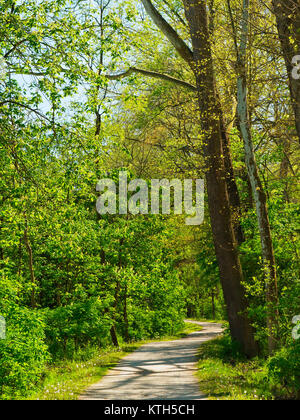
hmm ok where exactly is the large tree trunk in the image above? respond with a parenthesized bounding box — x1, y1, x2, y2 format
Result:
(272, 0, 300, 143)
(183, 0, 257, 357)
(235, 0, 279, 353)
(110, 326, 119, 347)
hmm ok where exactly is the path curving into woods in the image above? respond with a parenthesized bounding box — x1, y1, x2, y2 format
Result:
(79, 321, 223, 401)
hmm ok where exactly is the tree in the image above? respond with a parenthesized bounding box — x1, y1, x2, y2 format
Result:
(227, 0, 279, 353)
(272, 0, 300, 144)
(141, 0, 257, 356)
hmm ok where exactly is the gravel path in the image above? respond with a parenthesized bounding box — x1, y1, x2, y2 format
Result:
(79, 321, 223, 400)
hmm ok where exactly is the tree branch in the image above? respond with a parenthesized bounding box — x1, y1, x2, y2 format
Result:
(106, 67, 197, 91)
(161, 0, 187, 27)
(0, 100, 52, 122)
(140, 0, 194, 66)
(226, 0, 239, 59)
(4, 39, 28, 58)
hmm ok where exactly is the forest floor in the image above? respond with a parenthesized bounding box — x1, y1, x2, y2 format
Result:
(79, 321, 223, 400)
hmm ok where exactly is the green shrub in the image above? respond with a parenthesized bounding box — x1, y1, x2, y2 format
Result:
(44, 300, 112, 359)
(267, 341, 300, 399)
(0, 306, 49, 399)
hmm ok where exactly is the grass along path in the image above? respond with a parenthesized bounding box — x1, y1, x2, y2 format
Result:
(196, 336, 274, 400)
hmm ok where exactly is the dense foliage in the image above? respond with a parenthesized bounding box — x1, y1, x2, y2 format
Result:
(0, 0, 299, 399)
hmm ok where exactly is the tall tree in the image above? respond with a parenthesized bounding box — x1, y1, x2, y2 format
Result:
(228, 0, 279, 353)
(272, 0, 300, 144)
(141, 0, 257, 356)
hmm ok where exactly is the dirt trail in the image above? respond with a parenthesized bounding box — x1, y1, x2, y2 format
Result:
(79, 321, 223, 400)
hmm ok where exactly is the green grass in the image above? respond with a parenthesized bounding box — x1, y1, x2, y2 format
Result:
(26, 321, 203, 400)
(178, 321, 205, 336)
(187, 317, 227, 325)
(196, 336, 273, 400)
(27, 346, 137, 400)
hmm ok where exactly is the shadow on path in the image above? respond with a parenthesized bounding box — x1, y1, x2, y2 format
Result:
(79, 321, 223, 400)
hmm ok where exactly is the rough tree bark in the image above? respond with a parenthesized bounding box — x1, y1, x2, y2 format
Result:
(272, 0, 300, 144)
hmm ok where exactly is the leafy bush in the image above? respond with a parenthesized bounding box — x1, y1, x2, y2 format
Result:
(0, 306, 49, 399)
(199, 333, 244, 364)
(267, 341, 300, 399)
(44, 300, 112, 359)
